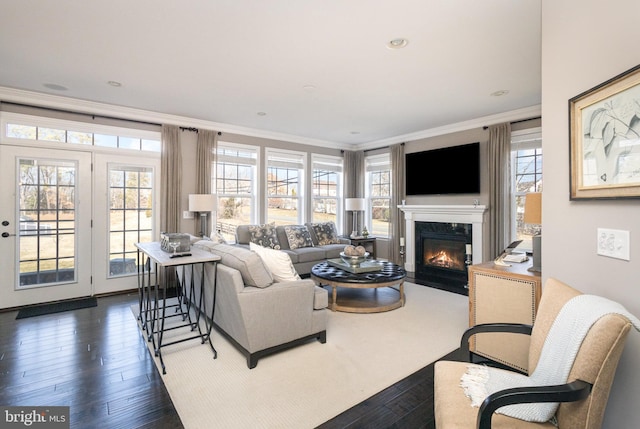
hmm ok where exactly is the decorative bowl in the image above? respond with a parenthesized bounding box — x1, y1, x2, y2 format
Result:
(340, 251, 370, 266)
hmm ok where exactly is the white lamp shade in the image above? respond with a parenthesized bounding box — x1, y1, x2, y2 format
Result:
(345, 198, 366, 211)
(189, 194, 217, 212)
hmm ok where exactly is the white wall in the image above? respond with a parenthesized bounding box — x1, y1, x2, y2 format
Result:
(542, 1, 640, 427)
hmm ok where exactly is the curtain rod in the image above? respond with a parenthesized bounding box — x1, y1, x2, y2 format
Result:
(3, 101, 222, 135)
(483, 116, 541, 130)
(340, 142, 404, 154)
(179, 126, 222, 135)
(2, 101, 162, 128)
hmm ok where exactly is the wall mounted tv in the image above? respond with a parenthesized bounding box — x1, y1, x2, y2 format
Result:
(405, 142, 480, 195)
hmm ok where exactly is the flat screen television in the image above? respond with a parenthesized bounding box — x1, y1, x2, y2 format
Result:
(405, 142, 480, 195)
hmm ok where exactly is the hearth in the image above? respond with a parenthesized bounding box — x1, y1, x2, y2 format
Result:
(414, 221, 471, 295)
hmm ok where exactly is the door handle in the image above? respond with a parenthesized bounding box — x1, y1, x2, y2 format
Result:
(2, 232, 16, 238)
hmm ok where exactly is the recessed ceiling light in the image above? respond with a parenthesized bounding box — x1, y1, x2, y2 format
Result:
(257, 112, 267, 116)
(107, 80, 122, 87)
(490, 89, 509, 97)
(387, 38, 409, 49)
(43, 83, 68, 91)
(350, 131, 360, 135)
(303, 85, 316, 91)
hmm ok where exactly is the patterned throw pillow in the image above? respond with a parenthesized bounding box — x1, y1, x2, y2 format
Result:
(283, 225, 314, 250)
(247, 223, 280, 249)
(311, 221, 341, 246)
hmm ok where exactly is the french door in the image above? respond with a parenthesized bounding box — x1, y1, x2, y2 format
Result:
(0, 145, 92, 309)
(0, 146, 160, 309)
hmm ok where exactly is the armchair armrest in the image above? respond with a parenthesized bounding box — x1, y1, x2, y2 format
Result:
(476, 379, 592, 429)
(461, 323, 533, 360)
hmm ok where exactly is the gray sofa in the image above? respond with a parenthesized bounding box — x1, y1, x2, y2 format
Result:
(235, 222, 350, 276)
(183, 242, 328, 368)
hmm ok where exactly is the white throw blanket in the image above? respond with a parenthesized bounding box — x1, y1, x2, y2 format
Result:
(460, 294, 640, 423)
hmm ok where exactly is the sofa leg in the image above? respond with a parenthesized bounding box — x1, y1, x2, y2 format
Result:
(248, 354, 258, 369)
(318, 330, 327, 344)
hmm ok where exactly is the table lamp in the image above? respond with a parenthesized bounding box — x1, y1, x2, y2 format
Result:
(345, 198, 366, 238)
(189, 194, 217, 237)
(524, 192, 542, 272)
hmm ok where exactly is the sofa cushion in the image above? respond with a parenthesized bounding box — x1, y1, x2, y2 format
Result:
(294, 246, 327, 263)
(283, 225, 314, 250)
(250, 242, 301, 283)
(247, 223, 281, 249)
(309, 221, 341, 246)
(208, 243, 273, 288)
(324, 243, 347, 259)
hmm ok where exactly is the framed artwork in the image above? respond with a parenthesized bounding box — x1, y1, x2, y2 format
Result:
(569, 64, 640, 199)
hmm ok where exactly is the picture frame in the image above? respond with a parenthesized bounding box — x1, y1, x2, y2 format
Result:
(569, 64, 640, 199)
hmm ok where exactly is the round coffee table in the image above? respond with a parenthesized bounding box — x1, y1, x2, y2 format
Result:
(310, 261, 406, 313)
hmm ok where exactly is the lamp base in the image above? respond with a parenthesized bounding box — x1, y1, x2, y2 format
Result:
(527, 234, 542, 273)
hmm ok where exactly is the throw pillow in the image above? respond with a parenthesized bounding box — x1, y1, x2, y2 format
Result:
(283, 225, 314, 250)
(311, 221, 341, 246)
(208, 243, 273, 288)
(247, 223, 280, 249)
(250, 242, 301, 283)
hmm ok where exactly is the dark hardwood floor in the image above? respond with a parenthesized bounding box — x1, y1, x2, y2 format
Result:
(0, 292, 465, 429)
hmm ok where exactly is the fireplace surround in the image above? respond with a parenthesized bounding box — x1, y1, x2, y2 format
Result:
(415, 221, 472, 294)
(399, 204, 488, 294)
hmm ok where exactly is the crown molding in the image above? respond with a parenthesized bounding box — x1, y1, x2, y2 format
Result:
(356, 104, 542, 151)
(1, 86, 540, 152)
(0, 86, 343, 149)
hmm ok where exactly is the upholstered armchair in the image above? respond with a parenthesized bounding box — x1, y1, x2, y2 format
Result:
(434, 278, 638, 429)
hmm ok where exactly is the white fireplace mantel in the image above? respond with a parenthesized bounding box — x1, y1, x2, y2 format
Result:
(399, 204, 488, 272)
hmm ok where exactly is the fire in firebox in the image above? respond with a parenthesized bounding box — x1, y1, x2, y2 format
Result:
(425, 249, 464, 271)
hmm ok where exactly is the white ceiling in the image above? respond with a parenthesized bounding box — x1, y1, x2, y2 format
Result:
(0, 0, 541, 148)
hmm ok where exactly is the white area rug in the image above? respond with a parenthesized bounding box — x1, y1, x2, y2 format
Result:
(135, 282, 468, 429)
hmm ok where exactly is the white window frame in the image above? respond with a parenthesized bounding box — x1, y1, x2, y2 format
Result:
(511, 127, 542, 243)
(3, 112, 161, 153)
(265, 148, 306, 225)
(365, 152, 391, 238)
(311, 154, 343, 229)
(215, 142, 259, 239)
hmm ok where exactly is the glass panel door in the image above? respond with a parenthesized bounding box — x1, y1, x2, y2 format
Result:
(0, 145, 92, 309)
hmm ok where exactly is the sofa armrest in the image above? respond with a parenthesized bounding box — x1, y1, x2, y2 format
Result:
(237, 279, 322, 350)
(476, 379, 592, 429)
(461, 323, 533, 361)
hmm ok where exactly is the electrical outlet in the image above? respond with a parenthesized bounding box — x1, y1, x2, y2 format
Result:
(183, 210, 194, 219)
(597, 228, 630, 261)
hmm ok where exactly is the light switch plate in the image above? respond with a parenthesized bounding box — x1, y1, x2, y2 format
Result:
(597, 228, 630, 261)
(183, 210, 194, 219)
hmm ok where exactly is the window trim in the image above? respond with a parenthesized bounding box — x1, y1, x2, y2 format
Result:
(365, 152, 392, 238)
(265, 148, 307, 225)
(311, 153, 343, 229)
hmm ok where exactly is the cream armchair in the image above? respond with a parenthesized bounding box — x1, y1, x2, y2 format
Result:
(434, 278, 637, 429)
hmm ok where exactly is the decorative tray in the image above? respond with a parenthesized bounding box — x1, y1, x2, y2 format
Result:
(326, 258, 384, 274)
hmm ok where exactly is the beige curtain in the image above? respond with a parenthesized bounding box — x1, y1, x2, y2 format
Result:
(160, 125, 181, 288)
(488, 123, 512, 258)
(389, 143, 405, 264)
(160, 125, 181, 234)
(342, 150, 365, 237)
(194, 129, 218, 235)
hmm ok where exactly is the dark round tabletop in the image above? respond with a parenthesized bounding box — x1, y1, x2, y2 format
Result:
(311, 261, 406, 284)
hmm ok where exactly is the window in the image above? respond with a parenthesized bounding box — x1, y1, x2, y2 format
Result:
(108, 165, 154, 277)
(511, 128, 542, 243)
(5, 113, 161, 152)
(215, 143, 258, 242)
(365, 153, 391, 238)
(311, 154, 343, 227)
(266, 149, 306, 225)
